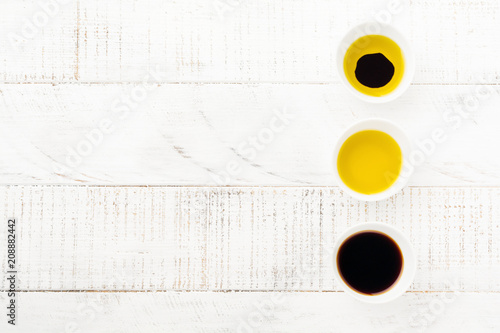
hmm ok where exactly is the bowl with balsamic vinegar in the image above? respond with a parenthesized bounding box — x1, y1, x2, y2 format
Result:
(333, 222, 416, 303)
(337, 22, 415, 103)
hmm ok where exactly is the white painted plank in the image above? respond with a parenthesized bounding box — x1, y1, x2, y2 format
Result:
(0, 0, 499, 83)
(0, 292, 499, 332)
(0, 186, 498, 292)
(0, 0, 79, 82)
(0, 84, 499, 185)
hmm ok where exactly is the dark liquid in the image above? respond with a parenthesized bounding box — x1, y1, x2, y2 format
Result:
(355, 53, 395, 88)
(337, 231, 403, 295)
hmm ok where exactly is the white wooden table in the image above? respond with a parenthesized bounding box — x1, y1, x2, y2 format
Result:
(0, 0, 499, 332)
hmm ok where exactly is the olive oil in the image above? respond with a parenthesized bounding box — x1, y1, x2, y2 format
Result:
(337, 130, 402, 194)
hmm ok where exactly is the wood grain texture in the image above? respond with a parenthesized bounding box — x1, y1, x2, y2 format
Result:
(1, 0, 500, 331)
(0, 84, 499, 185)
(0, 292, 499, 333)
(0, 186, 498, 292)
(0, 0, 498, 84)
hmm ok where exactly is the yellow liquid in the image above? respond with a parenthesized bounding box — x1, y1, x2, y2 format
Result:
(337, 130, 402, 195)
(343, 35, 404, 97)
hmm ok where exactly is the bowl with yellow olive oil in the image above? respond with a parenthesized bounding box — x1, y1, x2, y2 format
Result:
(337, 22, 414, 103)
(333, 119, 412, 201)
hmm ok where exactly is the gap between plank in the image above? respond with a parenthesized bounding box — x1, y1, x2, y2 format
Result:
(1, 290, 496, 293)
(0, 82, 498, 86)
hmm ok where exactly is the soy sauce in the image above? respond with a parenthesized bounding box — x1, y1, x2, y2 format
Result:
(337, 231, 403, 295)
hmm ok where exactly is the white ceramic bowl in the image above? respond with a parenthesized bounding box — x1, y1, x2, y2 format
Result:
(336, 22, 415, 103)
(332, 118, 412, 201)
(332, 222, 416, 303)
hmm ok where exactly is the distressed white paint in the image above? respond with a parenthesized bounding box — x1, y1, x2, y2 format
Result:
(0, 0, 498, 83)
(0, 0, 499, 331)
(0, 84, 499, 185)
(0, 292, 499, 333)
(0, 186, 499, 292)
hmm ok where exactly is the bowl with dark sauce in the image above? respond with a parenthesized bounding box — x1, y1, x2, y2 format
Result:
(333, 222, 416, 303)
